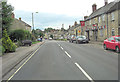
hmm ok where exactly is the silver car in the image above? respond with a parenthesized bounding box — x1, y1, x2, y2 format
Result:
(75, 35, 89, 44)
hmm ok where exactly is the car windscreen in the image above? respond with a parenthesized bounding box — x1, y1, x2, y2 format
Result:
(115, 37, 120, 42)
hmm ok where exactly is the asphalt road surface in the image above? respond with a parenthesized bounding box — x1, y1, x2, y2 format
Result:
(10, 40, 118, 80)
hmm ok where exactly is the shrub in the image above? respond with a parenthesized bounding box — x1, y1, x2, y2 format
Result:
(9, 29, 32, 42)
(2, 30, 17, 52)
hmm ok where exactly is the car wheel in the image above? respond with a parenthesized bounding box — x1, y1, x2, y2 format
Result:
(72, 41, 73, 43)
(76, 41, 77, 44)
(115, 46, 120, 53)
(103, 44, 108, 50)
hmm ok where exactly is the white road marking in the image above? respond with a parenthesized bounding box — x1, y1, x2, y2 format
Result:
(75, 62, 94, 82)
(65, 51, 71, 58)
(61, 47, 64, 50)
(7, 44, 43, 81)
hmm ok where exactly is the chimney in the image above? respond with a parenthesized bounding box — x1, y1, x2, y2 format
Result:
(19, 17, 21, 21)
(84, 16, 88, 20)
(74, 21, 77, 26)
(104, 0, 108, 6)
(92, 4, 97, 12)
(11, 13, 15, 18)
(69, 25, 71, 28)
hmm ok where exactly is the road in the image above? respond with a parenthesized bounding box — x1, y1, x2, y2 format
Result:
(9, 40, 118, 80)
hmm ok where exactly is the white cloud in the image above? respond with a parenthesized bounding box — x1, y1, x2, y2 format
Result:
(8, 0, 114, 16)
(7, 0, 115, 30)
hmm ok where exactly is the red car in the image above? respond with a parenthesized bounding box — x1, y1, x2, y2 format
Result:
(103, 35, 120, 53)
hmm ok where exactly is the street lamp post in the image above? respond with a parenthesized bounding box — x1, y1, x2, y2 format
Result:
(32, 12, 38, 35)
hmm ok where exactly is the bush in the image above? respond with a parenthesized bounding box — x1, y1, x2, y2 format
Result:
(2, 30, 17, 52)
(0, 46, 5, 56)
(9, 29, 32, 42)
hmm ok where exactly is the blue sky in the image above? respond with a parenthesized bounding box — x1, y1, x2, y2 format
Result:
(8, 0, 114, 31)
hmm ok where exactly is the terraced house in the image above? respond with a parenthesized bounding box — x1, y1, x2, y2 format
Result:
(85, 0, 120, 42)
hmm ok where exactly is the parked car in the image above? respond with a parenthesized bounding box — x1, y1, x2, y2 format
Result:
(75, 35, 89, 44)
(37, 38, 41, 41)
(103, 35, 120, 53)
(22, 40, 32, 46)
(49, 37, 52, 40)
(69, 35, 76, 43)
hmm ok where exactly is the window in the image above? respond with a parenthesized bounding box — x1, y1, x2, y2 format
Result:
(111, 12, 115, 21)
(112, 28, 115, 36)
(100, 29, 104, 37)
(90, 31, 92, 37)
(98, 16, 101, 23)
(115, 37, 120, 42)
(102, 15, 105, 21)
(108, 37, 114, 41)
(90, 20, 91, 25)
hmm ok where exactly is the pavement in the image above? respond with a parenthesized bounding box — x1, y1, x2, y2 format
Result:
(6, 40, 118, 80)
(2, 41, 44, 78)
(89, 41, 103, 45)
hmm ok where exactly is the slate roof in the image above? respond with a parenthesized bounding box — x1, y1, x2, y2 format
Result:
(86, 1, 116, 20)
(15, 18, 31, 27)
(107, 1, 120, 13)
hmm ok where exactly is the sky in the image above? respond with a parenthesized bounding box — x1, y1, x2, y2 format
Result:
(7, 0, 114, 30)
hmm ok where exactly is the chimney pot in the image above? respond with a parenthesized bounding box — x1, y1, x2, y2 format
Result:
(19, 17, 21, 21)
(74, 21, 77, 26)
(104, 0, 108, 5)
(92, 4, 97, 12)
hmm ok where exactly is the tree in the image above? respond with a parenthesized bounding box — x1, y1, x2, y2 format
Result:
(32, 29, 44, 38)
(1, 1, 14, 32)
(50, 35, 53, 39)
(44, 28, 54, 33)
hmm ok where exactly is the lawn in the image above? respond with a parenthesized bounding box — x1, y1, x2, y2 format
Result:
(32, 41, 41, 44)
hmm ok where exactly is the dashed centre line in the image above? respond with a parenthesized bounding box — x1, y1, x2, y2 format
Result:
(57, 43, 94, 81)
(61, 47, 64, 50)
(65, 51, 71, 58)
(75, 62, 94, 82)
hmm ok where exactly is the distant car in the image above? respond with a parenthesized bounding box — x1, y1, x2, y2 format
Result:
(75, 35, 89, 44)
(37, 38, 41, 41)
(103, 35, 120, 53)
(59, 37, 64, 40)
(49, 37, 52, 40)
(69, 35, 76, 43)
(22, 40, 32, 46)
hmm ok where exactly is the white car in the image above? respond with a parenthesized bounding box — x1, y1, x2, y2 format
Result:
(49, 37, 52, 40)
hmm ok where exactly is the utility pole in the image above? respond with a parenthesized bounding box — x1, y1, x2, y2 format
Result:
(32, 12, 38, 35)
(32, 13, 34, 34)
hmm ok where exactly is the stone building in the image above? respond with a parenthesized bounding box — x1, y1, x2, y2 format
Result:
(10, 13, 31, 32)
(85, 0, 120, 41)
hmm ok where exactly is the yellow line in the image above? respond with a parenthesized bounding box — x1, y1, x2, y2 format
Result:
(6, 46, 41, 82)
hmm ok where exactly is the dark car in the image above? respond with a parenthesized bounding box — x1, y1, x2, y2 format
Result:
(22, 40, 32, 46)
(69, 35, 76, 43)
(75, 35, 89, 44)
(103, 35, 120, 53)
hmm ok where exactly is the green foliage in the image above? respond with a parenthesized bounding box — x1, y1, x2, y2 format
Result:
(1, 1, 14, 32)
(50, 35, 53, 39)
(2, 30, 16, 52)
(9, 29, 32, 42)
(44, 28, 54, 33)
(0, 39, 5, 55)
(32, 29, 44, 38)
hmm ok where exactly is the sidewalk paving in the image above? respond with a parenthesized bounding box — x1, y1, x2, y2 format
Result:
(89, 41, 103, 45)
(2, 41, 44, 78)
